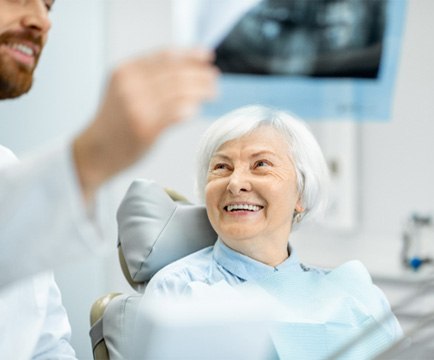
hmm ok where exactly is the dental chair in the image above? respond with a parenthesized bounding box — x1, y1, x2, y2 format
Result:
(89, 179, 217, 360)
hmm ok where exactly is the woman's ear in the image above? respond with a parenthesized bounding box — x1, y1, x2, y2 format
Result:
(293, 200, 305, 224)
(295, 199, 304, 214)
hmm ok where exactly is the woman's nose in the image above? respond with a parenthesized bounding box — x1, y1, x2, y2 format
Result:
(227, 169, 252, 194)
(21, 0, 52, 35)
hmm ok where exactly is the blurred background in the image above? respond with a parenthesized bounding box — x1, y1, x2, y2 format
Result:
(1, 0, 433, 358)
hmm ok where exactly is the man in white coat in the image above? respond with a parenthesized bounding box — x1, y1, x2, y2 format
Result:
(0, 145, 77, 356)
(0, 0, 218, 358)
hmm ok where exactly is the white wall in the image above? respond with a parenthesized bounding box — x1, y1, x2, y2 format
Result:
(361, 0, 434, 237)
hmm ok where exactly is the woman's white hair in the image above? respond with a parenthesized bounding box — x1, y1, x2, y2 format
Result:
(195, 105, 330, 224)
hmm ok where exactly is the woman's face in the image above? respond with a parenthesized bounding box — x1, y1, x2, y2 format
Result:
(205, 126, 303, 264)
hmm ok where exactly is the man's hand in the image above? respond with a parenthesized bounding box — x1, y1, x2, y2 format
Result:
(73, 49, 218, 201)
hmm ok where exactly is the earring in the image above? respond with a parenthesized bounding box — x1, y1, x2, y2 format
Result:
(293, 211, 303, 223)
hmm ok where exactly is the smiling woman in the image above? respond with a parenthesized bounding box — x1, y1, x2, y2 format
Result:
(143, 105, 403, 359)
(202, 112, 319, 265)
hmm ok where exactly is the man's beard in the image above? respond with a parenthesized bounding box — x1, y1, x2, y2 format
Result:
(0, 31, 43, 100)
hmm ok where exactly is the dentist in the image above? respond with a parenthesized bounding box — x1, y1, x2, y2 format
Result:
(0, 0, 218, 358)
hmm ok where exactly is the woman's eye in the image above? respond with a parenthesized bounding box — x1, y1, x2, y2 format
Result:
(212, 163, 229, 171)
(255, 160, 271, 168)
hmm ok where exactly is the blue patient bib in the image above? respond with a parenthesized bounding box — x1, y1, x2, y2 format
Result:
(240, 260, 399, 360)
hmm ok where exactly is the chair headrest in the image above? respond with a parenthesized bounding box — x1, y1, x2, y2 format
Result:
(117, 179, 217, 290)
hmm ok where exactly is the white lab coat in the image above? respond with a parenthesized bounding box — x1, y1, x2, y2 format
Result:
(0, 145, 81, 358)
(0, 273, 76, 359)
(0, 144, 102, 288)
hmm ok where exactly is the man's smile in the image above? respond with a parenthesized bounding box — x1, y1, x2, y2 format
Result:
(0, 40, 39, 68)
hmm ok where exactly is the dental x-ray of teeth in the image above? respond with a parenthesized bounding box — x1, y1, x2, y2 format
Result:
(214, 0, 386, 78)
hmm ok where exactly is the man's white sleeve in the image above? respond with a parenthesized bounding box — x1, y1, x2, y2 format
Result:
(31, 272, 78, 360)
(0, 144, 103, 288)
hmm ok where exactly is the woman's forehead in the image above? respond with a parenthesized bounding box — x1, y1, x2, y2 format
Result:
(215, 126, 288, 152)
(211, 128, 291, 163)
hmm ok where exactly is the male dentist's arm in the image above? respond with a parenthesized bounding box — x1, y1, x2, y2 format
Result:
(74, 49, 217, 202)
(0, 49, 218, 288)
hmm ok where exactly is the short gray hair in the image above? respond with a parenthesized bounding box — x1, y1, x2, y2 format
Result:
(195, 105, 329, 223)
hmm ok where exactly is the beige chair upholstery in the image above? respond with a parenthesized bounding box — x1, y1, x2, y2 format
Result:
(89, 179, 216, 359)
(89, 293, 121, 360)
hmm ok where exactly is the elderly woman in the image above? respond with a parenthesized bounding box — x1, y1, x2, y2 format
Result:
(144, 105, 402, 358)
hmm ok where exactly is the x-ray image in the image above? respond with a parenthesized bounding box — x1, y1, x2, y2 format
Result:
(215, 0, 386, 78)
(174, 0, 406, 120)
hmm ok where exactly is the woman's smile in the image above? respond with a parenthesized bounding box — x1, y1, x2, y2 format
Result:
(224, 202, 264, 213)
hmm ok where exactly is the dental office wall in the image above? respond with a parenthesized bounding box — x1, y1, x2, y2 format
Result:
(0, 0, 433, 358)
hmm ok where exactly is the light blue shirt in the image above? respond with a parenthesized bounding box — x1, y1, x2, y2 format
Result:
(145, 238, 319, 295)
(145, 239, 403, 359)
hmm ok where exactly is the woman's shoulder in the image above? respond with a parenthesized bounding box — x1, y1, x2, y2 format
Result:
(321, 260, 393, 317)
(325, 260, 372, 284)
(145, 245, 214, 296)
(156, 245, 214, 275)
(298, 260, 379, 304)
(305, 260, 376, 297)
(300, 259, 371, 280)
(325, 260, 403, 338)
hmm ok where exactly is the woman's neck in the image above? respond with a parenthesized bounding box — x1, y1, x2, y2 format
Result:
(220, 237, 290, 267)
